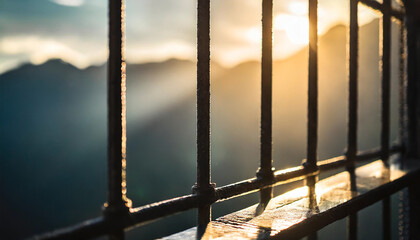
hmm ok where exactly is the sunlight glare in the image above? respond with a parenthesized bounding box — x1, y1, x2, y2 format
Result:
(274, 14, 309, 45)
(245, 27, 261, 44)
(288, 2, 307, 16)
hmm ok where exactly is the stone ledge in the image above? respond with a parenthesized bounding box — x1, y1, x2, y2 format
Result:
(163, 159, 420, 240)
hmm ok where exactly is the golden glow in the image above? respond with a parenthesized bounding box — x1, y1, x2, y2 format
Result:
(245, 27, 261, 44)
(243, 13, 310, 47)
(275, 14, 309, 45)
(0, 0, 383, 73)
(288, 2, 308, 16)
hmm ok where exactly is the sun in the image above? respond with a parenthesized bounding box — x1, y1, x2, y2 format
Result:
(244, 14, 309, 46)
(274, 14, 309, 45)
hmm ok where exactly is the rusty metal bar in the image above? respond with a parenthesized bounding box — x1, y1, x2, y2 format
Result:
(258, 0, 275, 207)
(105, 0, 130, 239)
(403, 0, 420, 159)
(399, 22, 406, 155)
(381, 0, 392, 239)
(381, 0, 391, 164)
(34, 217, 108, 240)
(383, 196, 391, 240)
(347, 213, 358, 240)
(403, 1, 420, 239)
(347, 0, 359, 172)
(129, 195, 200, 227)
(397, 26, 407, 240)
(307, 0, 318, 170)
(194, 0, 214, 227)
(347, 0, 359, 238)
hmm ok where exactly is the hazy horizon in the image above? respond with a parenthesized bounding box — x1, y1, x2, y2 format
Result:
(0, 0, 381, 74)
(0, 19, 381, 75)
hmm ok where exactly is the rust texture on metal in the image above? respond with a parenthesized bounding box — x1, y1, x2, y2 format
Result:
(195, 0, 215, 227)
(105, 2, 131, 239)
(106, 0, 128, 210)
(307, 0, 318, 171)
(381, 0, 392, 164)
(347, 0, 358, 171)
(258, 0, 275, 209)
(346, 5, 359, 237)
(399, 18, 406, 150)
(403, 0, 420, 159)
(402, 0, 420, 238)
(163, 160, 420, 240)
(381, 0, 392, 238)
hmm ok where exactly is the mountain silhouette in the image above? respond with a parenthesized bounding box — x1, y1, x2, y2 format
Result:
(0, 19, 402, 239)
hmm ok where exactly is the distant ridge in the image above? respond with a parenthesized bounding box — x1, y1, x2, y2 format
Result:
(0, 19, 380, 78)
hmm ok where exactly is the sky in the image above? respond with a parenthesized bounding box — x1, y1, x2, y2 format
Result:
(0, 0, 380, 73)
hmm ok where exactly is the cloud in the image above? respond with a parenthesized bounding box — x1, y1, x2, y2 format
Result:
(0, 36, 106, 69)
(50, 0, 85, 7)
(0, 0, 380, 74)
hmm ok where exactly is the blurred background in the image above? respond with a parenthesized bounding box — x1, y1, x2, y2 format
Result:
(0, 0, 405, 239)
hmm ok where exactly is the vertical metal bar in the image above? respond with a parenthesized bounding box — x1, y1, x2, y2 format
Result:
(305, 0, 319, 236)
(195, 0, 214, 227)
(257, 0, 274, 207)
(398, 189, 408, 240)
(307, 0, 318, 170)
(403, 2, 420, 239)
(407, 179, 420, 239)
(383, 196, 391, 240)
(398, 8, 408, 240)
(347, 0, 359, 171)
(347, 1, 359, 239)
(398, 21, 406, 148)
(381, 1, 392, 240)
(347, 213, 358, 240)
(403, 0, 420, 159)
(105, 0, 130, 239)
(381, 0, 391, 164)
(401, 2, 420, 239)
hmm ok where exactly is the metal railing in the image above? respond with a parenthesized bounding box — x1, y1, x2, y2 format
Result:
(34, 0, 420, 239)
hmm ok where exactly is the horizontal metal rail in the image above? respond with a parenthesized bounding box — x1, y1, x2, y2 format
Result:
(34, 145, 402, 240)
